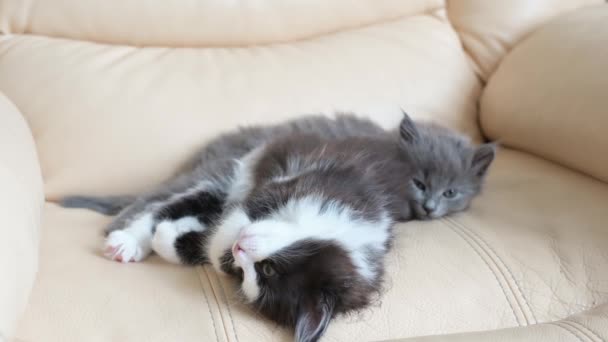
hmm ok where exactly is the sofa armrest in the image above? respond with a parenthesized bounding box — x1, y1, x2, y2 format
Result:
(0, 92, 43, 339)
(480, 4, 608, 183)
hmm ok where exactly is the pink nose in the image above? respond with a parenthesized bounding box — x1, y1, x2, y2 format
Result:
(232, 241, 244, 256)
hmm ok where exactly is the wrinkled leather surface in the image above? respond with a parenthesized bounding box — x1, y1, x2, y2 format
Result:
(0, 0, 442, 47)
(0, 15, 481, 199)
(447, 0, 601, 80)
(1, 1, 607, 341)
(481, 4, 608, 183)
(397, 303, 608, 341)
(0, 92, 43, 339)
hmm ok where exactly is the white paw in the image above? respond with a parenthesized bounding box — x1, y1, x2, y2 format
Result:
(104, 230, 148, 263)
(152, 221, 181, 264)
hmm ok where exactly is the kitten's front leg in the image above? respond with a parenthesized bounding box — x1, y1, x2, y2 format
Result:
(102, 190, 192, 263)
(104, 204, 161, 263)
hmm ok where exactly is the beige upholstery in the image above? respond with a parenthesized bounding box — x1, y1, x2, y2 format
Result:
(0, 0, 442, 46)
(447, 0, 601, 80)
(1, 1, 607, 341)
(481, 5, 608, 183)
(0, 93, 43, 339)
(399, 303, 608, 342)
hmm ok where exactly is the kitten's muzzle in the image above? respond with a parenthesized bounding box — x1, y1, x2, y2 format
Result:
(232, 241, 252, 269)
(413, 202, 437, 220)
(422, 200, 437, 216)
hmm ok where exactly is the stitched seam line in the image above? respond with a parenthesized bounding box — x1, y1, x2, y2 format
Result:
(570, 320, 605, 342)
(203, 266, 235, 342)
(195, 266, 219, 342)
(555, 322, 593, 342)
(206, 266, 240, 342)
(215, 275, 240, 342)
(445, 217, 534, 325)
(548, 322, 586, 342)
(563, 321, 604, 342)
(442, 218, 524, 325)
(450, 217, 538, 324)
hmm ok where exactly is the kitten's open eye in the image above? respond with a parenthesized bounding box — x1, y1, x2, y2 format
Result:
(261, 262, 276, 277)
(443, 189, 457, 198)
(413, 179, 426, 191)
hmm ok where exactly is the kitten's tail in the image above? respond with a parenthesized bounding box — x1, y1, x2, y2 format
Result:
(59, 195, 136, 215)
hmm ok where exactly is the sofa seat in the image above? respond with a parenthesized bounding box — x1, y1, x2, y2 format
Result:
(14, 149, 608, 342)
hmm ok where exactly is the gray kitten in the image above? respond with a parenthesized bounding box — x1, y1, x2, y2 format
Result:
(61, 112, 495, 342)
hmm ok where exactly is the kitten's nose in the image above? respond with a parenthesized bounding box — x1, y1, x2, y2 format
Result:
(423, 201, 437, 214)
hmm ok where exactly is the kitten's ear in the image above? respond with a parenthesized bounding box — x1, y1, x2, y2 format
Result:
(471, 143, 497, 177)
(295, 293, 335, 342)
(399, 110, 419, 143)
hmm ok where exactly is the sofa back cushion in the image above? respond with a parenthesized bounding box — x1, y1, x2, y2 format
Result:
(0, 0, 600, 197)
(0, 2, 484, 198)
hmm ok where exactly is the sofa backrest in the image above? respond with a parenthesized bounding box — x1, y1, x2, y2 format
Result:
(0, 0, 599, 198)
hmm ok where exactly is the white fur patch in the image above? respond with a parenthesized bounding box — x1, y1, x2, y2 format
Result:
(152, 221, 181, 264)
(237, 196, 391, 280)
(208, 207, 251, 274)
(105, 213, 154, 263)
(232, 247, 260, 301)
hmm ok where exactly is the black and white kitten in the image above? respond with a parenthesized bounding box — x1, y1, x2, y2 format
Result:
(62, 112, 495, 342)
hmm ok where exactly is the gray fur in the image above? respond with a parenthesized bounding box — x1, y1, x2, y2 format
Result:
(244, 117, 495, 224)
(400, 121, 497, 219)
(60, 111, 495, 232)
(60, 195, 135, 215)
(61, 114, 387, 234)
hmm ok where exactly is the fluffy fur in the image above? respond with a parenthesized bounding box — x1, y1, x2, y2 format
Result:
(60, 112, 495, 342)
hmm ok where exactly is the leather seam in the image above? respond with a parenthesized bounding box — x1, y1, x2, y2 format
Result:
(562, 320, 604, 342)
(447, 217, 538, 324)
(195, 266, 220, 342)
(213, 270, 241, 342)
(442, 218, 524, 326)
(202, 266, 234, 342)
(551, 322, 591, 342)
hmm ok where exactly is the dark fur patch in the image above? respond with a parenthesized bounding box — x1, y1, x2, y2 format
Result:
(174, 231, 209, 265)
(219, 249, 242, 279)
(155, 191, 225, 226)
(252, 241, 377, 340)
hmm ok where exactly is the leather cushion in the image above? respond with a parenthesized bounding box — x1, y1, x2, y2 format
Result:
(481, 4, 608, 183)
(15, 150, 608, 341)
(0, 14, 481, 199)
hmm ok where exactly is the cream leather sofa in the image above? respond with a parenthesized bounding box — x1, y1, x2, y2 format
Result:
(1, 1, 607, 341)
